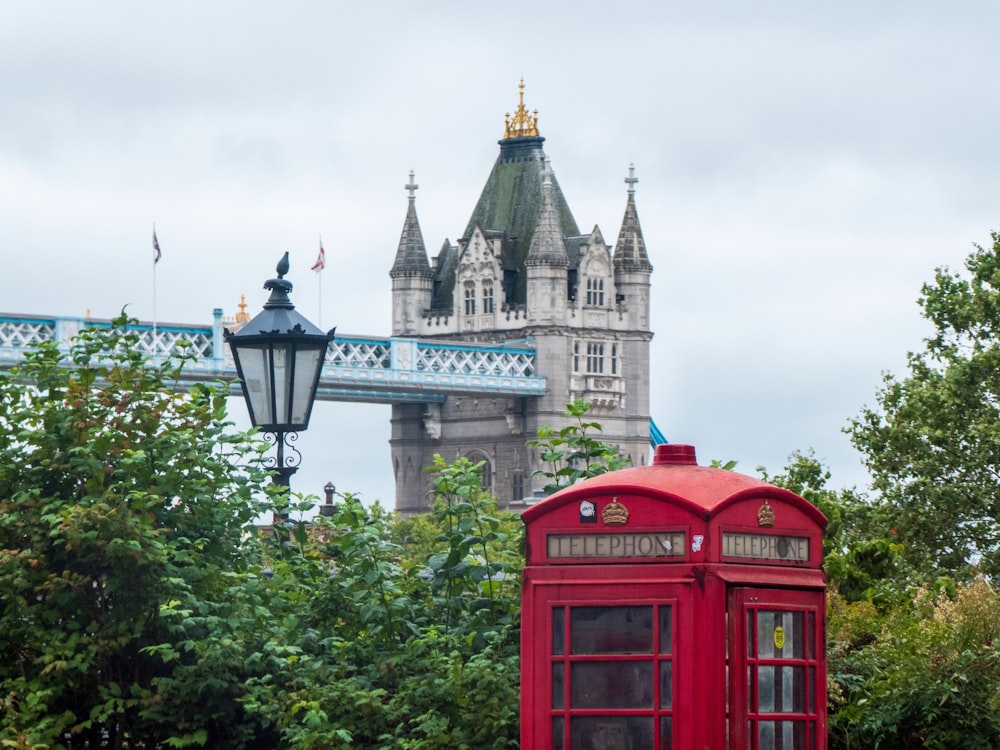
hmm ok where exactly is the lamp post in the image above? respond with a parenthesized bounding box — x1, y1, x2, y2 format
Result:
(225, 252, 335, 499)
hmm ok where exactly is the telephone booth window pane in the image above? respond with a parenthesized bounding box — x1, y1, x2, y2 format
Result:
(553, 608, 565, 655)
(757, 666, 805, 714)
(571, 606, 653, 654)
(783, 667, 805, 713)
(570, 717, 654, 749)
(759, 666, 775, 713)
(790, 612, 804, 657)
(659, 605, 673, 653)
(757, 611, 805, 659)
(659, 661, 673, 708)
(807, 612, 815, 659)
(758, 720, 805, 748)
(747, 611, 755, 657)
(758, 665, 806, 714)
(759, 720, 776, 749)
(571, 662, 653, 708)
(552, 663, 564, 709)
(808, 668, 816, 713)
(660, 716, 673, 748)
(552, 717, 564, 750)
(758, 612, 775, 658)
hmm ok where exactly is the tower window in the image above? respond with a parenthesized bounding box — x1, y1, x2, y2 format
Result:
(586, 342, 605, 374)
(483, 281, 495, 314)
(464, 282, 476, 315)
(573, 341, 580, 372)
(586, 279, 605, 306)
(611, 344, 618, 375)
(511, 471, 524, 502)
(466, 451, 492, 491)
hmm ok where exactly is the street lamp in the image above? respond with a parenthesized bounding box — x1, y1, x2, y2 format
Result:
(225, 252, 335, 495)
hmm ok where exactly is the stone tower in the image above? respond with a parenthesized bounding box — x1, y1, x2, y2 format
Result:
(389, 82, 653, 514)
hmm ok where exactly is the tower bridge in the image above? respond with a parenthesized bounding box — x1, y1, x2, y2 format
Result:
(4, 83, 659, 513)
(0, 311, 547, 404)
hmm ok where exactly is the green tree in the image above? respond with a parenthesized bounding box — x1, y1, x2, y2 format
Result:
(849, 232, 1000, 578)
(528, 399, 630, 495)
(760, 451, 907, 603)
(241, 459, 522, 750)
(0, 314, 277, 748)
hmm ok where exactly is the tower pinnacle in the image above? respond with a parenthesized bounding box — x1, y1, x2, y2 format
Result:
(390, 170, 432, 278)
(614, 163, 652, 272)
(526, 157, 569, 267)
(503, 78, 540, 139)
(625, 162, 639, 194)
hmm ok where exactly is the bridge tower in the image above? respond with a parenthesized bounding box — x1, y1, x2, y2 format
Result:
(389, 82, 654, 514)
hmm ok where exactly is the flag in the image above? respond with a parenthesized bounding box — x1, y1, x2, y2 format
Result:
(153, 229, 162, 264)
(311, 242, 326, 272)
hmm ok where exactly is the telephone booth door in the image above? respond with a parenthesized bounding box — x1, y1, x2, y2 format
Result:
(728, 588, 827, 750)
(532, 582, 692, 750)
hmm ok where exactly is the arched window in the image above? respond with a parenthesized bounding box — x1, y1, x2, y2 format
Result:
(466, 451, 493, 491)
(464, 282, 476, 315)
(482, 281, 495, 314)
(511, 472, 524, 503)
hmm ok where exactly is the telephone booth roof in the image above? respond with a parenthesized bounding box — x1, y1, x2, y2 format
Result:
(523, 444, 827, 527)
(522, 444, 827, 570)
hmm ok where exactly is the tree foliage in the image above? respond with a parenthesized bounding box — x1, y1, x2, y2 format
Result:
(528, 398, 630, 495)
(760, 450, 907, 604)
(849, 233, 1000, 578)
(827, 578, 1000, 749)
(241, 463, 523, 750)
(0, 314, 276, 748)
(762, 450, 1000, 748)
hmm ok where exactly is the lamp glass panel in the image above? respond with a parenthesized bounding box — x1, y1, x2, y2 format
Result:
(271, 344, 291, 426)
(291, 346, 324, 426)
(236, 344, 275, 427)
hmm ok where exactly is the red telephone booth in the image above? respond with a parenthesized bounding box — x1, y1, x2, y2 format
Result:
(521, 444, 828, 750)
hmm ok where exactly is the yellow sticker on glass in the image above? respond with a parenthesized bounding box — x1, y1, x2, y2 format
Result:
(773, 625, 785, 650)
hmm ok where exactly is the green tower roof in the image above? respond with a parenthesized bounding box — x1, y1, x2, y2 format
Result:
(430, 83, 580, 309)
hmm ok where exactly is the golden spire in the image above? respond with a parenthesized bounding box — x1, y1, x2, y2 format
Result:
(503, 78, 540, 139)
(235, 294, 250, 324)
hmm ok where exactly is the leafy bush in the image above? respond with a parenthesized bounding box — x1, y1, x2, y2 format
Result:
(528, 398, 629, 494)
(828, 577, 1000, 749)
(241, 460, 522, 749)
(0, 314, 276, 749)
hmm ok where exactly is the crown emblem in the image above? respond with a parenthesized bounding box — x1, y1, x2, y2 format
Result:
(602, 497, 629, 526)
(757, 501, 776, 528)
(503, 78, 540, 139)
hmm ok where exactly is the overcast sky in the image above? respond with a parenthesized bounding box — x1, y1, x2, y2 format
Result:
(3, 2, 999, 507)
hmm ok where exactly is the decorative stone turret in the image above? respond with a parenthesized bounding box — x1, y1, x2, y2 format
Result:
(390, 171, 434, 336)
(613, 163, 653, 332)
(526, 159, 570, 327)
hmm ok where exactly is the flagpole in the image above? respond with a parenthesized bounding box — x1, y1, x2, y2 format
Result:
(311, 237, 326, 325)
(152, 223, 158, 356)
